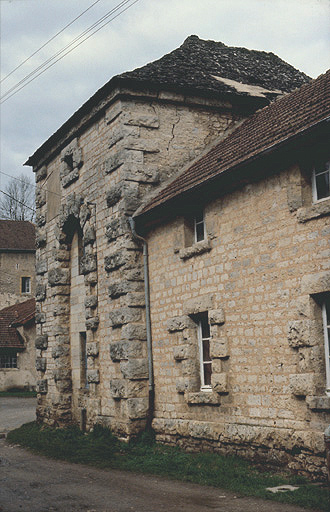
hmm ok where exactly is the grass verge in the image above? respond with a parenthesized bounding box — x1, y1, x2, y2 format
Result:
(0, 390, 37, 398)
(7, 422, 330, 511)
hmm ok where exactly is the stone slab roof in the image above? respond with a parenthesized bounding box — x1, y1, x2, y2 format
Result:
(137, 69, 330, 218)
(25, 36, 310, 168)
(0, 299, 35, 348)
(118, 35, 310, 98)
(0, 220, 35, 252)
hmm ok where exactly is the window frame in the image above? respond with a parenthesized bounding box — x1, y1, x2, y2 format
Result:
(21, 276, 31, 294)
(312, 159, 330, 203)
(0, 353, 18, 369)
(197, 313, 212, 391)
(322, 299, 330, 396)
(194, 210, 205, 243)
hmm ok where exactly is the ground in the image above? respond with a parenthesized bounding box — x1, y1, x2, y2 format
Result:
(0, 398, 320, 512)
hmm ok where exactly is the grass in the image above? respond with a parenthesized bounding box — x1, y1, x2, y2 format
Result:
(0, 389, 37, 398)
(7, 422, 330, 511)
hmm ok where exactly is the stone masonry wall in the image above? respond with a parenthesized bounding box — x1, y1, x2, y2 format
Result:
(146, 164, 330, 479)
(0, 252, 35, 309)
(33, 89, 243, 436)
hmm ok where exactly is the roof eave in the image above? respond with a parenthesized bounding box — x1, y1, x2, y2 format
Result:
(136, 115, 330, 227)
(24, 76, 271, 169)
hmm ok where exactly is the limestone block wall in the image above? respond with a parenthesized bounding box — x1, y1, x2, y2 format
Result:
(146, 164, 330, 479)
(0, 252, 35, 309)
(32, 88, 242, 436)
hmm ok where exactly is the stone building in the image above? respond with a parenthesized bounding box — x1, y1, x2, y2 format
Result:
(25, 36, 328, 475)
(0, 220, 36, 309)
(134, 69, 330, 479)
(0, 298, 36, 391)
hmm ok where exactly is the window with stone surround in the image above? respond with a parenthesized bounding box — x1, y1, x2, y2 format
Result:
(312, 158, 330, 203)
(322, 297, 330, 395)
(289, 147, 330, 222)
(179, 209, 211, 260)
(21, 276, 31, 294)
(197, 312, 212, 390)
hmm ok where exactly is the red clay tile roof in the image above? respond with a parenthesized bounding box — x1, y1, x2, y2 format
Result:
(0, 299, 35, 348)
(137, 69, 330, 217)
(0, 220, 35, 251)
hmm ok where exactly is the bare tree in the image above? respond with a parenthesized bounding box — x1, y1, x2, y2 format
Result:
(0, 173, 35, 221)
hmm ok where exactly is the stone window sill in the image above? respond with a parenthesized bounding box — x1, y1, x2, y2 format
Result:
(185, 391, 220, 405)
(297, 198, 330, 223)
(179, 239, 211, 260)
(306, 395, 330, 411)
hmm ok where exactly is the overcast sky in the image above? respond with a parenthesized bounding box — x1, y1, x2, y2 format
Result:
(0, 0, 329, 192)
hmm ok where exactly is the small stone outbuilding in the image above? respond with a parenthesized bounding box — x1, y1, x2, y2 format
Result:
(0, 298, 36, 391)
(24, 36, 330, 478)
(0, 220, 36, 309)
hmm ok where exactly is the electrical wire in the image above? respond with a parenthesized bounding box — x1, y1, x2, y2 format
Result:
(1, 0, 131, 101)
(0, 0, 140, 104)
(0, 189, 36, 213)
(0, 0, 102, 84)
(0, 170, 62, 197)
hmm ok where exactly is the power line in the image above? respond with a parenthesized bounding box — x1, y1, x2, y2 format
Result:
(0, 0, 102, 84)
(0, 170, 62, 197)
(0, 189, 36, 212)
(1, 0, 131, 101)
(0, 0, 140, 104)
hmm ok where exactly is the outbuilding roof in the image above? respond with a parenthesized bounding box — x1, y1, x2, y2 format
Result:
(0, 299, 35, 349)
(137, 69, 330, 218)
(0, 220, 35, 252)
(25, 36, 310, 168)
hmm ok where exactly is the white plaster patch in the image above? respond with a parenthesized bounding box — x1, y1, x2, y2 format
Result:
(266, 485, 299, 493)
(211, 75, 283, 98)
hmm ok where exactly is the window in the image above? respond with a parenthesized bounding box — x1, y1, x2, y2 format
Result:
(21, 276, 31, 293)
(312, 159, 330, 202)
(197, 312, 212, 389)
(322, 298, 330, 395)
(80, 332, 88, 389)
(0, 353, 17, 369)
(194, 210, 205, 243)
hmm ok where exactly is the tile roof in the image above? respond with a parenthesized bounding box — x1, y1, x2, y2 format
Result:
(137, 69, 330, 217)
(25, 36, 310, 168)
(118, 35, 310, 98)
(0, 299, 35, 348)
(0, 220, 35, 251)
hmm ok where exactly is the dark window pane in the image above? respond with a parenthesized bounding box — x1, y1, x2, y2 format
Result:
(316, 172, 330, 200)
(325, 299, 330, 323)
(195, 211, 204, 224)
(195, 222, 205, 242)
(204, 363, 212, 385)
(201, 315, 210, 338)
(203, 339, 210, 361)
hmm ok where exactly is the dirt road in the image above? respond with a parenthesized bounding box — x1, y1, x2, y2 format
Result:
(0, 397, 36, 435)
(0, 398, 320, 512)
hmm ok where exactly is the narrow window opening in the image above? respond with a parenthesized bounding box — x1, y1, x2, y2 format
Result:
(197, 312, 212, 390)
(322, 298, 330, 395)
(194, 210, 205, 243)
(21, 276, 31, 293)
(312, 159, 330, 202)
(80, 332, 88, 389)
